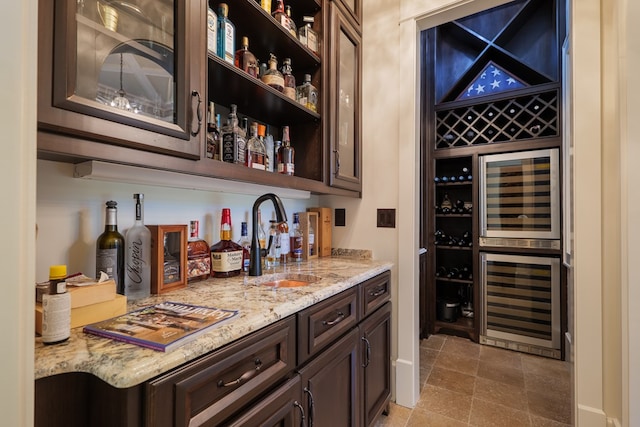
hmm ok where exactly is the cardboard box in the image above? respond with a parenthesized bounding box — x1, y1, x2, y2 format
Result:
(35, 294, 127, 335)
(307, 207, 332, 257)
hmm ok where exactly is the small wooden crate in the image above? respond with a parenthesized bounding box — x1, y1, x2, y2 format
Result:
(307, 207, 332, 257)
(298, 212, 319, 260)
(148, 225, 188, 294)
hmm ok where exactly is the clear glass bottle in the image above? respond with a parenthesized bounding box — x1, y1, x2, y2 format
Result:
(290, 213, 303, 262)
(238, 117, 248, 165)
(261, 54, 284, 92)
(296, 74, 318, 112)
(308, 217, 315, 256)
(256, 209, 267, 268)
(278, 219, 290, 264)
(246, 122, 267, 170)
(124, 193, 151, 300)
(277, 126, 295, 175)
(207, 1, 218, 55)
(263, 125, 275, 172)
(42, 264, 70, 345)
(298, 16, 319, 55)
(210, 208, 243, 278)
(265, 220, 280, 268)
(281, 58, 296, 101)
(221, 104, 246, 164)
(285, 5, 297, 37)
(217, 3, 235, 64)
(234, 36, 258, 77)
(206, 102, 221, 160)
(237, 221, 251, 273)
(187, 220, 211, 283)
(96, 200, 125, 294)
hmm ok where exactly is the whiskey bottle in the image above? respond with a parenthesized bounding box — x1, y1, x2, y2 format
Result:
(207, 1, 217, 55)
(272, 0, 291, 34)
(237, 222, 251, 273)
(234, 36, 258, 77)
(221, 104, 245, 164)
(217, 3, 235, 64)
(96, 200, 125, 293)
(206, 102, 221, 160)
(246, 122, 267, 170)
(266, 220, 280, 268)
(285, 5, 297, 37)
(261, 54, 285, 92)
(290, 213, 303, 262)
(296, 74, 318, 112)
(279, 218, 290, 264)
(187, 220, 211, 283)
(281, 58, 296, 101)
(277, 126, 295, 175)
(298, 16, 319, 55)
(124, 193, 151, 300)
(238, 117, 248, 165)
(210, 208, 243, 278)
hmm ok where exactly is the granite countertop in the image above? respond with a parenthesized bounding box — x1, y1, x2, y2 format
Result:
(34, 256, 392, 389)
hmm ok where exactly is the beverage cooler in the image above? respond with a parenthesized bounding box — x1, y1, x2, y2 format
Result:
(480, 253, 561, 359)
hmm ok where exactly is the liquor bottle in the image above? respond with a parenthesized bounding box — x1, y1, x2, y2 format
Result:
(234, 36, 258, 77)
(278, 218, 290, 264)
(246, 122, 267, 170)
(281, 58, 296, 100)
(96, 200, 125, 294)
(260, 0, 271, 14)
(238, 117, 248, 165)
(308, 217, 315, 256)
(217, 3, 235, 64)
(261, 54, 285, 92)
(462, 167, 472, 181)
(206, 102, 221, 160)
(221, 104, 246, 164)
(207, 1, 217, 55)
(446, 267, 460, 279)
(257, 209, 267, 251)
(298, 16, 319, 55)
(277, 126, 295, 175)
(290, 213, 303, 262)
(285, 5, 297, 37)
(435, 266, 447, 277)
(237, 221, 251, 273)
(272, 0, 290, 34)
(42, 264, 70, 345)
(210, 208, 243, 278)
(261, 124, 275, 172)
(124, 193, 151, 300)
(187, 220, 211, 283)
(265, 220, 280, 267)
(296, 74, 318, 112)
(440, 193, 452, 214)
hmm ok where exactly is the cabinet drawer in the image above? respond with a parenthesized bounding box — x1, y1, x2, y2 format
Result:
(145, 316, 296, 427)
(359, 271, 391, 319)
(297, 287, 358, 365)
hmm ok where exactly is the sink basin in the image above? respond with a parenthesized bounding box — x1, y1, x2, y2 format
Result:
(249, 273, 321, 288)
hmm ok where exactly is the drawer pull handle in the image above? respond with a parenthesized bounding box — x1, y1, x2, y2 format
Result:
(190, 90, 203, 137)
(361, 336, 371, 368)
(322, 311, 345, 326)
(217, 358, 262, 388)
(304, 387, 315, 427)
(369, 287, 386, 297)
(293, 400, 306, 427)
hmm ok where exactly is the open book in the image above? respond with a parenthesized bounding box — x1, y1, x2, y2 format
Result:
(83, 301, 239, 352)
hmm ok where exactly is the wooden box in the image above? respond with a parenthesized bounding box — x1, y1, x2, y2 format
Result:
(298, 212, 319, 260)
(148, 225, 188, 294)
(35, 294, 127, 334)
(307, 207, 332, 257)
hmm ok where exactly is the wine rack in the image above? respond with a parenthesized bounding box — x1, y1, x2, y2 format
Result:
(435, 89, 559, 149)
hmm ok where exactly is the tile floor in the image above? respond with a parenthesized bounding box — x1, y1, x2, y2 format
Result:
(375, 334, 573, 426)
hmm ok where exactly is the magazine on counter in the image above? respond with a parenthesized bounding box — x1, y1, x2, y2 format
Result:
(83, 301, 239, 352)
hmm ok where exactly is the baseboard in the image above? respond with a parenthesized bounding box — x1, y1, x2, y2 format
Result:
(394, 357, 419, 408)
(577, 404, 607, 426)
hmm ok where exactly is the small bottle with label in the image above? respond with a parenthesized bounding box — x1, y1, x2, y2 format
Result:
(96, 200, 125, 293)
(308, 218, 315, 256)
(261, 54, 285, 93)
(42, 265, 70, 345)
(237, 221, 251, 273)
(210, 208, 244, 278)
(290, 213, 303, 262)
(187, 220, 211, 283)
(277, 126, 295, 176)
(266, 220, 281, 268)
(296, 74, 318, 112)
(124, 194, 151, 300)
(217, 3, 235, 64)
(298, 16, 319, 55)
(281, 58, 296, 101)
(278, 219, 290, 264)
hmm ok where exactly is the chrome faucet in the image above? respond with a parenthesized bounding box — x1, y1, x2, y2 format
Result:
(249, 193, 287, 276)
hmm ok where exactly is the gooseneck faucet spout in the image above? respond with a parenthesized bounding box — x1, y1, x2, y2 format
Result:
(249, 193, 287, 276)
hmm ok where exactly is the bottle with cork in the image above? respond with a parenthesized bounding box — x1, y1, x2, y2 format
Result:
(42, 265, 70, 345)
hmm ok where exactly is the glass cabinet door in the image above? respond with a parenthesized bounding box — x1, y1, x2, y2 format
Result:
(328, 2, 362, 192)
(38, 0, 204, 158)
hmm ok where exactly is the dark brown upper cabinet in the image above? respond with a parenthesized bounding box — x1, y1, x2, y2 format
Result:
(327, 1, 362, 192)
(38, 0, 205, 159)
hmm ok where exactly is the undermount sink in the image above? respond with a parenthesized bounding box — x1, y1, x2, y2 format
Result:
(249, 273, 321, 288)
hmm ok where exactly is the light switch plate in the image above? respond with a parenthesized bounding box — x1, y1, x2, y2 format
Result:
(377, 209, 396, 228)
(335, 208, 346, 227)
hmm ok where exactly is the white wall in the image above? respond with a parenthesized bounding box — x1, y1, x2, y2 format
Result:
(36, 160, 319, 282)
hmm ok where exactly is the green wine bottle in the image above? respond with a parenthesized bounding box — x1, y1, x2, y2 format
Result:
(96, 200, 125, 294)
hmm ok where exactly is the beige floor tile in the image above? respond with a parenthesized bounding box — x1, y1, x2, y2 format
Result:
(469, 398, 531, 427)
(420, 364, 433, 391)
(408, 407, 469, 427)
(421, 335, 446, 351)
(373, 402, 413, 427)
(524, 370, 571, 401)
(476, 360, 525, 388)
(416, 384, 472, 423)
(527, 390, 572, 425)
(530, 414, 573, 427)
(521, 354, 571, 379)
(473, 377, 528, 411)
(479, 344, 523, 369)
(434, 351, 480, 376)
(441, 336, 481, 359)
(420, 346, 440, 367)
(427, 366, 476, 395)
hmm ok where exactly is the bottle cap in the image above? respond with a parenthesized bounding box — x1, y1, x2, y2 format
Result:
(221, 208, 232, 225)
(303, 16, 314, 24)
(241, 36, 249, 47)
(218, 3, 228, 16)
(190, 220, 200, 238)
(49, 265, 67, 280)
(257, 124, 266, 137)
(133, 193, 144, 201)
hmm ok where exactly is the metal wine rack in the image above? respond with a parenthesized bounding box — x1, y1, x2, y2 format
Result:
(435, 90, 558, 150)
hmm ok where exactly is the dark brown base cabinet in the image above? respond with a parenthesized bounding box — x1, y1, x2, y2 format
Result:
(35, 271, 391, 427)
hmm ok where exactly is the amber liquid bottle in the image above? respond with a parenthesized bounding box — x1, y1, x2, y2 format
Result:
(210, 208, 244, 277)
(187, 220, 211, 283)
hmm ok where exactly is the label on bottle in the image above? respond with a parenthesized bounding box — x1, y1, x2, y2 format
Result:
(207, 8, 217, 54)
(262, 74, 285, 90)
(211, 250, 243, 273)
(125, 235, 150, 299)
(291, 235, 303, 261)
(42, 292, 71, 344)
(278, 162, 295, 175)
(307, 31, 318, 54)
(283, 87, 296, 100)
(308, 233, 315, 255)
(223, 22, 234, 63)
(96, 248, 120, 284)
(222, 132, 237, 163)
(280, 231, 290, 255)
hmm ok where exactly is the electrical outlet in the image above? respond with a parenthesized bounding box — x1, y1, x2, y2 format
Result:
(377, 209, 396, 228)
(335, 208, 346, 227)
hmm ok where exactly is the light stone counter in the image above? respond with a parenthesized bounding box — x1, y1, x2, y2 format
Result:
(34, 257, 392, 389)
